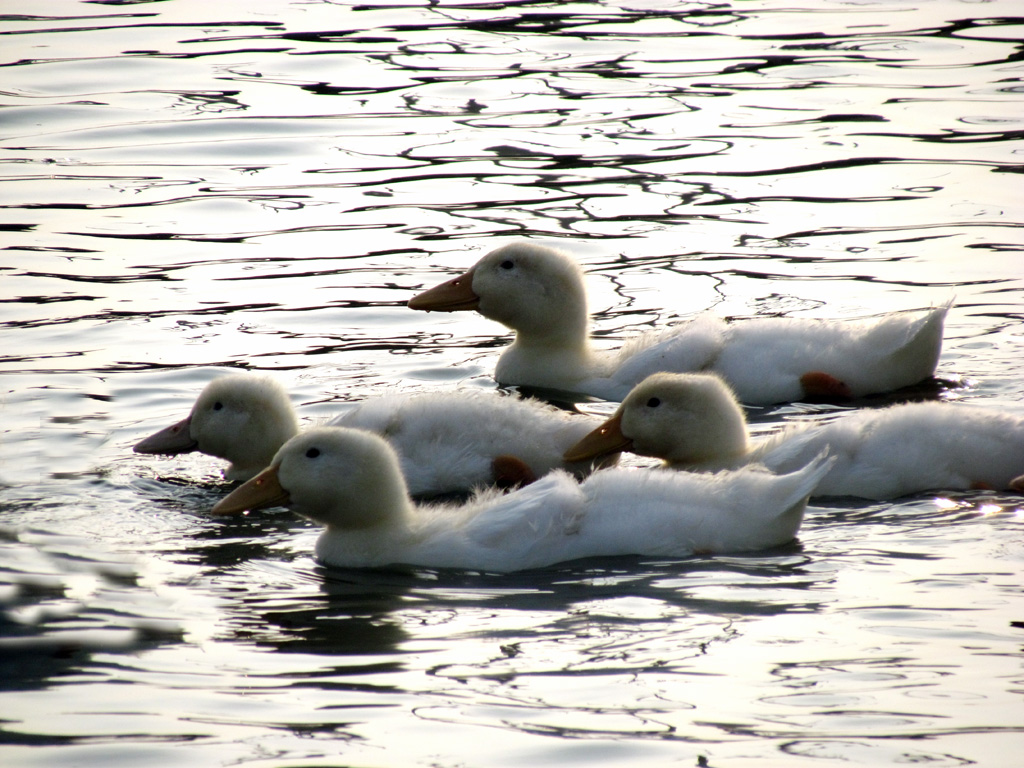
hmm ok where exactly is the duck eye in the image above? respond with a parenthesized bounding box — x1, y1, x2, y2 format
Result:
(213, 402, 223, 411)
(305, 447, 320, 459)
(646, 397, 661, 408)
(500, 259, 514, 270)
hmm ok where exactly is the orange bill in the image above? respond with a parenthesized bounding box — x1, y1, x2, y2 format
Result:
(563, 411, 632, 463)
(407, 268, 479, 311)
(133, 415, 197, 455)
(212, 465, 290, 515)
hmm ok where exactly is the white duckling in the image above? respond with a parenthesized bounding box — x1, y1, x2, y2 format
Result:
(408, 242, 949, 405)
(133, 374, 613, 493)
(133, 375, 297, 482)
(211, 426, 833, 572)
(564, 372, 1024, 499)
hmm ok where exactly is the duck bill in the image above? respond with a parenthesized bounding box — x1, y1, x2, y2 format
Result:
(133, 415, 198, 455)
(407, 268, 479, 311)
(212, 465, 290, 515)
(563, 412, 633, 462)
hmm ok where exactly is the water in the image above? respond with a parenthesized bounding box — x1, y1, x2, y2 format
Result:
(2, 0, 1023, 765)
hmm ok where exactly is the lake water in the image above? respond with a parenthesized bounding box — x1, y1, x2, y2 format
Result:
(2, 0, 1023, 765)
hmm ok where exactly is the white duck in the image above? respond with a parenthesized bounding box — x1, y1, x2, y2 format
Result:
(210, 426, 832, 572)
(408, 242, 949, 405)
(133, 374, 613, 493)
(133, 375, 297, 482)
(564, 372, 1024, 499)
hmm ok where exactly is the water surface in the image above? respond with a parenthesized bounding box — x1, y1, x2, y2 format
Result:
(2, 1, 1023, 766)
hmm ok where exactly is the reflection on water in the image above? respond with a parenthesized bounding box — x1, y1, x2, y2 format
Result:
(2, 0, 1023, 766)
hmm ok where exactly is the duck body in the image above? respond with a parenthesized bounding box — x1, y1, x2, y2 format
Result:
(610, 310, 946, 405)
(408, 242, 949, 405)
(750, 402, 1024, 498)
(565, 372, 1024, 499)
(133, 375, 609, 494)
(330, 388, 613, 493)
(213, 426, 832, 572)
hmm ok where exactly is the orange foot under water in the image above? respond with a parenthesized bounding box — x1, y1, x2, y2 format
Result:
(800, 371, 853, 400)
(970, 476, 1024, 493)
(491, 455, 537, 490)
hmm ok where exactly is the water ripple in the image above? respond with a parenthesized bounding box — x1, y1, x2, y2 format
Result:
(2, 1, 1023, 766)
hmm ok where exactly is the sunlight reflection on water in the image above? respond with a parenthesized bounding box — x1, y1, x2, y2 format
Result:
(2, 0, 1023, 766)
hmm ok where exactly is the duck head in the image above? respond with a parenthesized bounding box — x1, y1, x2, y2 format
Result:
(408, 242, 590, 343)
(212, 427, 414, 530)
(565, 372, 750, 466)
(133, 375, 298, 482)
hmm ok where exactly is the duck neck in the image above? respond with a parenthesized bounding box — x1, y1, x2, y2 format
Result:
(496, 331, 595, 390)
(314, 488, 417, 568)
(663, 417, 752, 471)
(666, 445, 751, 473)
(331, 476, 415, 532)
(225, 415, 299, 482)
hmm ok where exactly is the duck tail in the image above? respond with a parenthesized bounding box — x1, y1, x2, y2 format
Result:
(781, 450, 835, 512)
(885, 300, 951, 384)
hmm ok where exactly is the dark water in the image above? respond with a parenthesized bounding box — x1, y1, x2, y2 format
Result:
(2, 1, 1023, 765)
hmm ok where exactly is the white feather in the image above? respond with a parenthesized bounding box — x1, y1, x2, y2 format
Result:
(410, 242, 948, 405)
(134, 375, 610, 493)
(580, 372, 1024, 499)
(219, 426, 832, 572)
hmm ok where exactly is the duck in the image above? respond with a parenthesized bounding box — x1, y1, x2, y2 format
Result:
(210, 426, 833, 572)
(133, 375, 297, 483)
(564, 371, 1024, 499)
(132, 374, 614, 493)
(407, 242, 949, 405)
